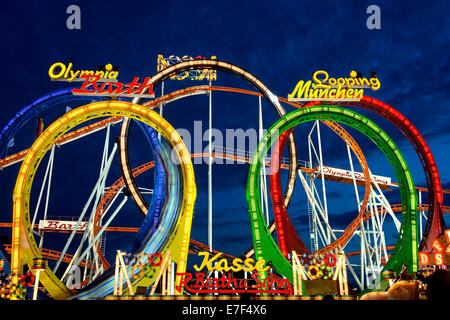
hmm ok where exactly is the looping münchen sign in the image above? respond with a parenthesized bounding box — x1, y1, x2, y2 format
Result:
(288, 70, 381, 102)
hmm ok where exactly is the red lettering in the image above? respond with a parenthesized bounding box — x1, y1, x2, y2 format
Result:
(45, 221, 59, 230)
(193, 273, 206, 288)
(79, 222, 88, 230)
(111, 82, 128, 95)
(124, 77, 142, 95)
(72, 75, 100, 94)
(137, 77, 154, 96)
(98, 82, 115, 94)
(251, 272, 264, 288)
(175, 273, 192, 293)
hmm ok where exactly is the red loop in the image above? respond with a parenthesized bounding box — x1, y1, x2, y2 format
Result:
(150, 253, 163, 267)
(324, 253, 337, 267)
(21, 272, 35, 287)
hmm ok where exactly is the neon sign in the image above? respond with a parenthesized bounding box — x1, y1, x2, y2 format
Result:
(176, 252, 292, 294)
(38, 220, 89, 232)
(321, 166, 391, 186)
(72, 75, 155, 99)
(419, 229, 450, 266)
(157, 54, 217, 81)
(175, 272, 291, 294)
(193, 252, 270, 273)
(288, 70, 380, 102)
(49, 62, 119, 82)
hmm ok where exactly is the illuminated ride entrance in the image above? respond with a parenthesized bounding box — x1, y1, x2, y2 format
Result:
(0, 59, 447, 300)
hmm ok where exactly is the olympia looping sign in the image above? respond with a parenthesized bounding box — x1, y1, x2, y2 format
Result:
(48, 62, 155, 99)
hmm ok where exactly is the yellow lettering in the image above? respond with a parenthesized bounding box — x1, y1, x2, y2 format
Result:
(312, 70, 330, 89)
(243, 258, 255, 272)
(318, 88, 329, 98)
(193, 252, 269, 272)
(193, 252, 223, 271)
(288, 80, 312, 99)
(336, 85, 346, 98)
(347, 88, 354, 97)
(64, 63, 73, 79)
(231, 258, 243, 272)
(309, 89, 318, 98)
(354, 89, 363, 98)
(255, 258, 270, 272)
(80, 70, 94, 76)
(370, 77, 381, 90)
(216, 259, 230, 272)
(68, 70, 80, 81)
(109, 71, 119, 79)
(48, 62, 66, 79)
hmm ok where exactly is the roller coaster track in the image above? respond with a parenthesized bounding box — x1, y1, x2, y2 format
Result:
(1, 111, 448, 272)
(246, 105, 420, 287)
(1, 80, 447, 297)
(3, 244, 96, 270)
(1, 86, 448, 195)
(303, 98, 446, 253)
(9, 101, 197, 300)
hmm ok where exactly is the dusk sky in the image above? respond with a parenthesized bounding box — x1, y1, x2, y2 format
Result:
(0, 1, 449, 284)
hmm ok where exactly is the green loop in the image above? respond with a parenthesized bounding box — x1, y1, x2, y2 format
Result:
(246, 105, 418, 291)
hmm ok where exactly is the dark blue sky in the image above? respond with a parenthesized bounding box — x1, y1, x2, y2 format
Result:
(0, 0, 449, 273)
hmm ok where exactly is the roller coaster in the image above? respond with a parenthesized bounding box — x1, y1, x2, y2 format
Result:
(0, 59, 448, 300)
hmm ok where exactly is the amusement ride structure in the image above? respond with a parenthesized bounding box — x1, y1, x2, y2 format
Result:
(0, 58, 448, 300)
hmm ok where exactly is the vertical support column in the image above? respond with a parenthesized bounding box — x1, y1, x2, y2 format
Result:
(292, 251, 304, 295)
(258, 96, 270, 224)
(38, 145, 56, 249)
(166, 259, 172, 295)
(342, 254, 349, 295)
(158, 81, 165, 142)
(114, 254, 119, 296)
(316, 121, 330, 244)
(32, 258, 48, 301)
(292, 253, 298, 295)
(150, 250, 172, 295)
(419, 190, 422, 240)
(33, 270, 42, 300)
(117, 250, 134, 296)
(162, 264, 167, 295)
(208, 80, 213, 252)
(170, 262, 175, 295)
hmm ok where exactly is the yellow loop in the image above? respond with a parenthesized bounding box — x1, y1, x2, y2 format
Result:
(307, 265, 322, 280)
(131, 264, 144, 280)
(10, 101, 197, 299)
